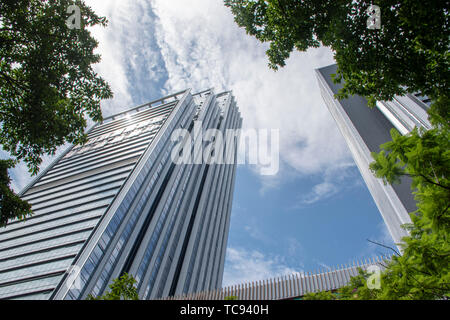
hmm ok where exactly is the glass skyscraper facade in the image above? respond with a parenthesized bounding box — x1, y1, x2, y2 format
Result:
(0, 88, 242, 300)
(316, 64, 431, 247)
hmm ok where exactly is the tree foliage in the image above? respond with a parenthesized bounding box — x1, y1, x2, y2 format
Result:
(224, 0, 449, 110)
(305, 125, 450, 300)
(0, 0, 112, 226)
(225, 0, 449, 300)
(303, 269, 382, 300)
(0, 159, 32, 227)
(87, 273, 139, 300)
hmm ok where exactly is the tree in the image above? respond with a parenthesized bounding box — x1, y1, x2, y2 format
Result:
(224, 1, 449, 112)
(304, 125, 450, 300)
(0, 0, 113, 226)
(0, 159, 32, 226)
(303, 269, 381, 300)
(225, 0, 449, 300)
(87, 273, 139, 300)
(368, 126, 450, 299)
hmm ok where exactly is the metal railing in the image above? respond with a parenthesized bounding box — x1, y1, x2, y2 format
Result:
(160, 255, 390, 300)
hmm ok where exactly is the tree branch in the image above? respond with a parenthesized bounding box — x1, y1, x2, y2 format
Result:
(405, 173, 450, 190)
(366, 239, 401, 256)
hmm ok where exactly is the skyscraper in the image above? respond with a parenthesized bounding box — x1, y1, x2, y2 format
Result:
(316, 64, 431, 247)
(0, 88, 242, 300)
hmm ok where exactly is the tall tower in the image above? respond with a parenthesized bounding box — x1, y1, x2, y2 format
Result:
(316, 64, 431, 247)
(0, 89, 242, 300)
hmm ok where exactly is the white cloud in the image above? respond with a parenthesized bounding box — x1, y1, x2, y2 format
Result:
(243, 225, 265, 242)
(222, 247, 302, 287)
(8, 0, 167, 191)
(85, 0, 168, 115)
(84, 0, 134, 113)
(150, 0, 354, 181)
(316, 261, 332, 271)
(302, 182, 338, 205)
(9, 0, 355, 193)
(286, 237, 305, 258)
(298, 161, 362, 206)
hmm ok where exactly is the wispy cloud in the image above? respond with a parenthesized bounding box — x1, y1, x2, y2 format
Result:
(9, 0, 355, 194)
(315, 260, 332, 271)
(8, 0, 170, 191)
(297, 162, 362, 206)
(286, 237, 305, 259)
(150, 0, 353, 180)
(302, 181, 339, 205)
(222, 247, 302, 287)
(85, 0, 169, 115)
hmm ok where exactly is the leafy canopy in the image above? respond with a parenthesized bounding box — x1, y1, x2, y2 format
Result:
(0, 0, 112, 226)
(305, 125, 450, 300)
(0, 159, 32, 226)
(224, 0, 449, 109)
(225, 0, 449, 300)
(87, 273, 139, 300)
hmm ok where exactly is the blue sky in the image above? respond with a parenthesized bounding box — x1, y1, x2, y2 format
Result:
(2, 0, 396, 287)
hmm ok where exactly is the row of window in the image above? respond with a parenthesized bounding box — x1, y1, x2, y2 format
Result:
(151, 164, 195, 298)
(39, 149, 144, 185)
(0, 219, 98, 252)
(31, 185, 121, 213)
(88, 134, 177, 297)
(22, 165, 133, 202)
(93, 95, 197, 294)
(4, 199, 110, 236)
(187, 164, 223, 293)
(61, 128, 156, 169)
(89, 104, 173, 139)
(199, 104, 240, 291)
(182, 96, 237, 294)
(0, 257, 74, 285)
(147, 101, 219, 298)
(32, 194, 115, 219)
(50, 137, 151, 177)
(0, 209, 103, 243)
(0, 242, 82, 275)
(0, 273, 63, 299)
(57, 129, 156, 170)
(81, 121, 160, 150)
(65, 102, 185, 299)
(29, 179, 124, 210)
(0, 243, 83, 274)
(135, 162, 190, 288)
(12, 290, 53, 300)
(0, 230, 92, 262)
